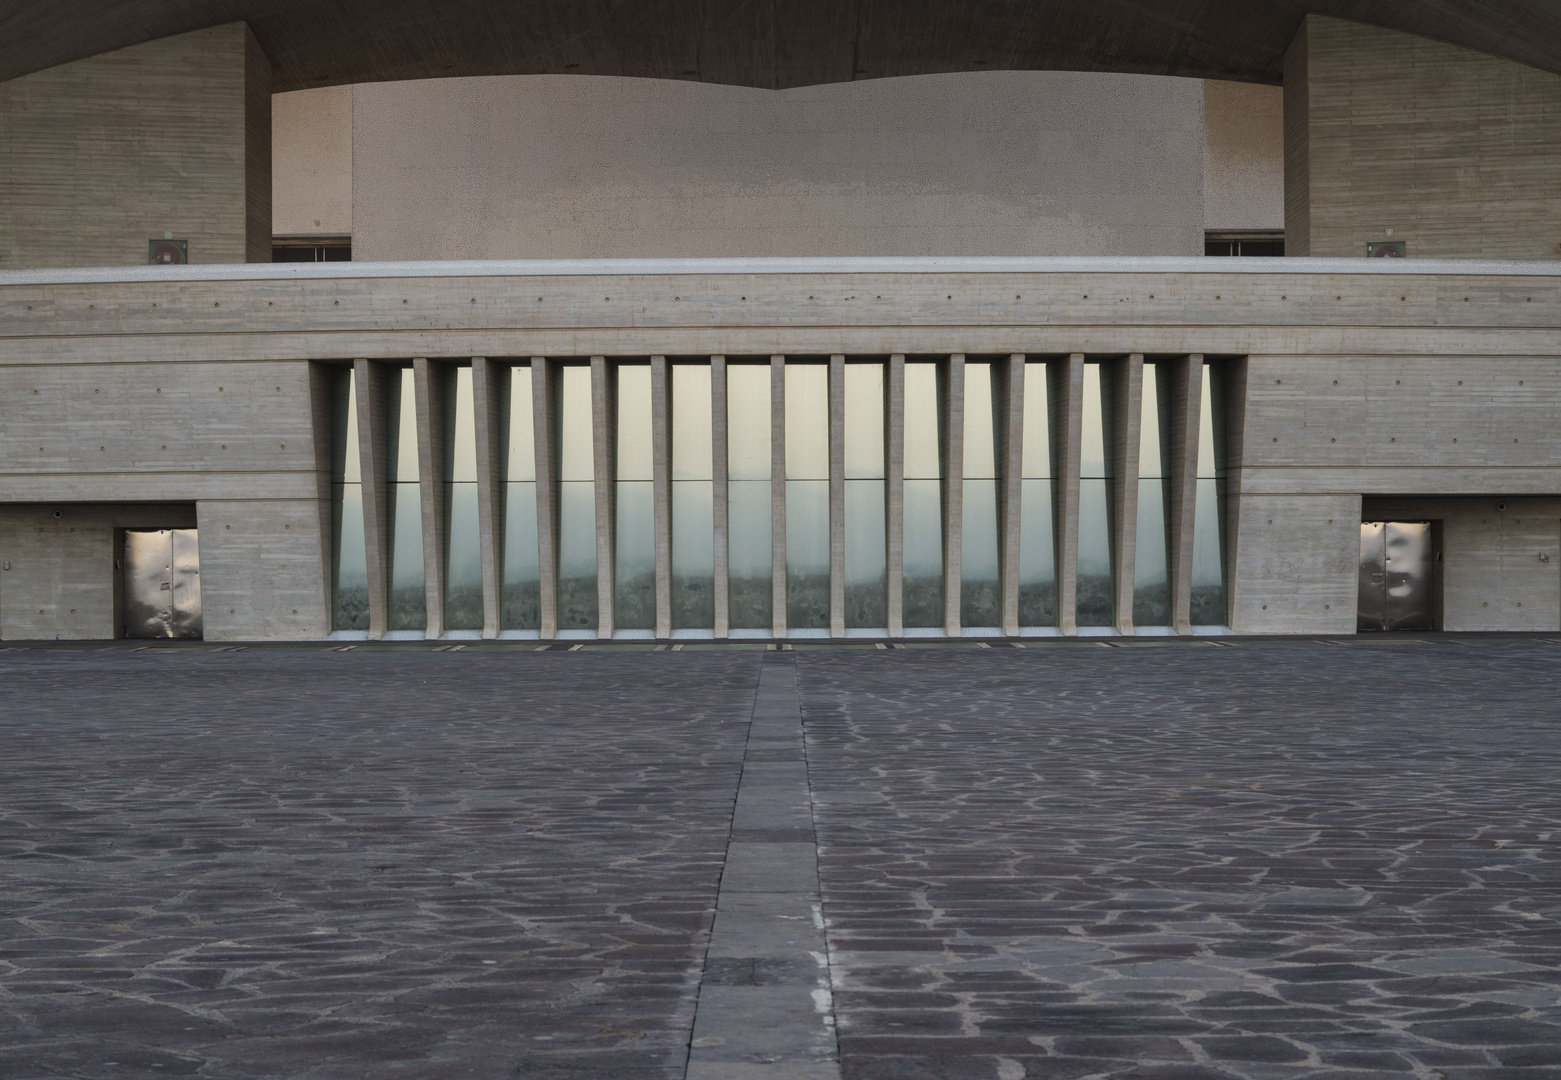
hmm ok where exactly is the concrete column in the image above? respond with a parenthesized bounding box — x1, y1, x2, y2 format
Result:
(591, 355, 615, 638)
(470, 357, 506, 639)
(1167, 354, 1204, 635)
(1221, 358, 1250, 630)
(413, 358, 447, 639)
(651, 355, 672, 639)
(531, 357, 559, 640)
(828, 355, 846, 638)
(941, 354, 966, 637)
(354, 359, 392, 640)
(885, 355, 906, 638)
(1110, 354, 1145, 636)
(770, 355, 787, 639)
(307, 362, 336, 629)
(711, 356, 730, 639)
(1053, 354, 1085, 637)
(998, 355, 1025, 637)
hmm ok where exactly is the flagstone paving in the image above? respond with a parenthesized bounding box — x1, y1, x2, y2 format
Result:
(1, 638, 1559, 1079)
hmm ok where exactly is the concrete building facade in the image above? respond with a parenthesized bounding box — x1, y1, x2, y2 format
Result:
(1, 8, 1558, 642)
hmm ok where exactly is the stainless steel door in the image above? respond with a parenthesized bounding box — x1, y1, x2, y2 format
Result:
(123, 529, 202, 639)
(1358, 521, 1433, 631)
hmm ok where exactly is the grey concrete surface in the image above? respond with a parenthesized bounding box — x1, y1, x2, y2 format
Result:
(2, 638, 1560, 1079)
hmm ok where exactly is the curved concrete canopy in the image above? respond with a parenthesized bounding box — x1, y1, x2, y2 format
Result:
(3, 1, 1560, 91)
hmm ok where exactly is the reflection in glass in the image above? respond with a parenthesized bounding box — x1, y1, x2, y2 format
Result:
(330, 366, 368, 631)
(786, 364, 829, 628)
(557, 365, 597, 630)
(1191, 363, 1227, 625)
(444, 366, 482, 630)
(673, 364, 714, 628)
(503, 365, 539, 629)
(961, 362, 1000, 627)
(387, 367, 426, 631)
(1017, 362, 1055, 626)
(615, 364, 654, 629)
(845, 363, 885, 627)
(1077, 364, 1113, 627)
(1133, 363, 1170, 626)
(903, 363, 943, 626)
(727, 365, 772, 628)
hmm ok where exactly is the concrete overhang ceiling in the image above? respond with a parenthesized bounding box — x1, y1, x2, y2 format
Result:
(2, 0, 1559, 91)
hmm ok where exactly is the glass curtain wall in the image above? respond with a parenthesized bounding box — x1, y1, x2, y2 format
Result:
(844, 362, 886, 628)
(615, 364, 655, 629)
(961, 361, 1001, 627)
(728, 364, 773, 628)
(1076, 363, 1113, 627)
(387, 367, 426, 630)
(1017, 362, 1055, 626)
(672, 363, 715, 629)
(786, 362, 830, 629)
(1191, 363, 1227, 625)
(330, 366, 368, 631)
(444, 366, 482, 630)
(1133, 363, 1171, 626)
(557, 364, 598, 630)
(503, 365, 540, 629)
(903, 362, 944, 627)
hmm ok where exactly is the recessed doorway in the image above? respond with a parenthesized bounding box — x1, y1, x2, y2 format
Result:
(123, 529, 203, 639)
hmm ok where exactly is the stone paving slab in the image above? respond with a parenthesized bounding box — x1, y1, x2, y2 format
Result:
(3, 639, 1561, 1078)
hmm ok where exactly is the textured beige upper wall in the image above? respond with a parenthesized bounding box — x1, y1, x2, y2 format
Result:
(0, 24, 271, 268)
(272, 86, 352, 237)
(1203, 80, 1284, 232)
(1286, 14, 1561, 258)
(350, 72, 1206, 260)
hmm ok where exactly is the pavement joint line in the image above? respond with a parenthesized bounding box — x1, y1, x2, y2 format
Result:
(685, 652, 841, 1080)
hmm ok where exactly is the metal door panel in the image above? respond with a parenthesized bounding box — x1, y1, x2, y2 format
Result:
(170, 529, 202, 638)
(124, 529, 173, 638)
(1384, 521, 1433, 631)
(1357, 522, 1386, 631)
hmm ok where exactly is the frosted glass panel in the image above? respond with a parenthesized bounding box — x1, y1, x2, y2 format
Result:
(963, 363, 996, 479)
(1076, 478, 1111, 628)
(786, 479, 829, 629)
(728, 479, 772, 628)
(1080, 364, 1109, 479)
(1139, 363, 1162, 478)
(844, 363, 884, 479)
(1021, 362, 1050, 479)
(615, 480, 654, 629)
(1133, 364, 1170, 626)
(449, 367, 477, 483)
(558, 480, 597, 630)
(961, 478, 1000, 626)
(786, 364, 828, 480)
(502, 482, 539, 629)
(673, 480, 715, 628)
(1018, 478, 1055, 626)
(905, 363, 941, 480)
(1191, 364, 1226, 625)
(617, 364, 652, 481)
(332, 366, 360, 484)
(445, 484, 482, 630)
(559, 366, 594, 483)
(332, 484, 367, 631)
(903, 478, 943, 627)
(845, 479, 885, 627)
(728, 364, 771, 482)
(507, 365, 536, 483)
(388, 482, 425, 631)
(672, 364, 713, 481)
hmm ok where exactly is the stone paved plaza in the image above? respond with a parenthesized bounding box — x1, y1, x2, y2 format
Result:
(2, 638, 1560, 1079)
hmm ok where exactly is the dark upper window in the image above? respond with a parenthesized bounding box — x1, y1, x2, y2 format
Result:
(273, 238, 351, 262)
(1205, 232, 1284, 257)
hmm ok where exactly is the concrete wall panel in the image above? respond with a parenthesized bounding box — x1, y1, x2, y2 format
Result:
(1203, 81, 1284, 233)
(350, 72, 1205, 260)
(196, 499, 330, 641)
(273, 86, 352, 238)
(1230, 494, 1361, 634)
(0, 24, 271, 269)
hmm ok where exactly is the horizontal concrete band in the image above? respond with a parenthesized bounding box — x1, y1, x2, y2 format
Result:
(6, 255, 1561, 287)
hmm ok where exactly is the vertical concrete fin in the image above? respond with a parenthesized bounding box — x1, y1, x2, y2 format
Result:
(531, 357, 559, 640)
(471, 357, 505, 639)
(999, 354, 1025, 637)
(1053, 354, 1085, 637)
(828, 354, 846, 638)
(770, 355, 788, 639)
(307, 361, 336, 630)
(711, 356, 730, 639)
(413, 358, 446, 639)
(1220, 357, 1250, 630)
(242, 23, 272, 263)
(1283, 16, 1312, 257)
(355, 359, 391, 640)
(1111, 354, 1145, 635)
(1167, 354, 1204, 635)
(942, 354, 965, 637)
(885, 354, 906, 638)
(591, 355, 615, 639)
(652, 355, 672, 639)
